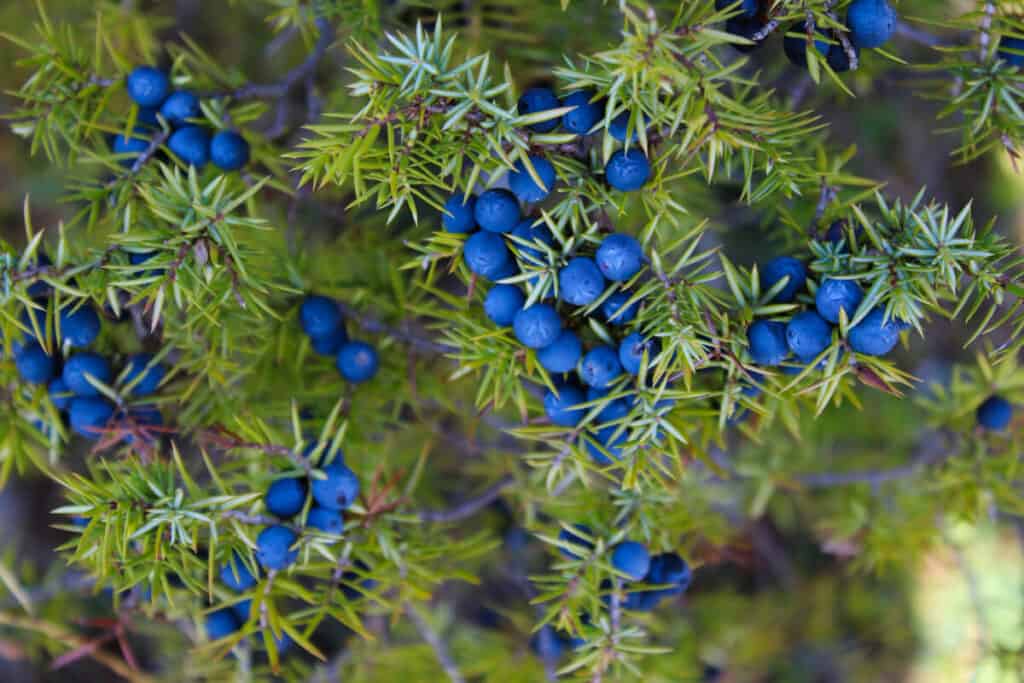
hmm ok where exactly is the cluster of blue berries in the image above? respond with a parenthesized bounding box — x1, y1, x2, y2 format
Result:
(7, 282, 167, 443)
(208, 449, 364, 642)
(746, 255, 909, 381)
(445, 185, 658, 463)
(299, 295, 380, 384)
(114, 65, 250, 172)
(559, 526, 692, 612)
(515, 85, 652, 192)
(445, 89, 653, 276)
(720, 0, 896, 73)
(530, 527, 692, 665)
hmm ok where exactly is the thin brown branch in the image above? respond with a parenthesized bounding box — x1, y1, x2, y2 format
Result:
(336, 301, 453, 355)
(794, 431, 956, 488)
(199, 426, 313, 473)
(0, 611, 155, 683)
(222, 19, 334, 101)
(404, 603, 466, 683)
(417, 475, 514, 523)
(895, 20, 944, 48)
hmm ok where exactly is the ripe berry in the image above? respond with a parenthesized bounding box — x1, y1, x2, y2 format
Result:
(596, 233, 644, 281)
(544, 383, 586, 427)
(126, 66, 170, 108)
(646, 552, 692, 600)
(255, 525, 299, 571)
(510, 218, 555, 263)
(340, 560, 377, 600)
(847, 307, 902, 356)
(977, 395, 1013, 431)
(159, 90, 200, 127)
(307, 506, 345, 535)
(220, 552, 258, 591)
(272, 633, 294, 654)
(587, 386, 632, 423)
(761, 256, 807, 303)
(442, 193, 477, 233)
(824, 220, 848, 245)
(647, 552, 691, 590)
(311, 462, 360, 511)
(205, 608, 241, 640)
(561, 90, 604, 134)
(492, 259, 519, 281)
(739, 370, 765, 399)
(586, 426, 626, 465)
(747, 320, 788, 366)
(474, 189, 521, 233)
(998, 37, 1024, 68)
(611, 540, 651, 581)
(14, 343, 56, 384)
(517, 87, 561, 133)
(783, 23, 830, 67)
(558, 524, 594, 559)
(815, 278, 864, 324)
(19, 305, 47, 341)
(63, 352, 113, 396)
(530, 625, 565, 661)
(619, 332, 658, 375)
(25, 252, 52, 298)
(508, 156, 556, 203)
(513, 303, 563, 349)
(311, 326, 348, 356)
(605, 149, 651, 191)
(210, 131, 250, 171)
(300, 295, 343, 339)
(266, 478, 307, 518)
(167, 125, 211, 169)
(827, 42, 860, 73)
(601, 292, 639, 325)
(232, 599, 252, 622)
(537, 329, 582, 374)
(137, 107, 160, 128)
(57, 303, 100, 348)
(463, 231, 512, 279)
(123, 353, 166, 396)
(846, 0, 896, 49)
(608, 111, 646, 142)
(559, 257, 606, 306)
(49, 378, 72, 411)
(580, 346, 623, 389)
(785, 311, 832, 362)
(484, 284, 525, 327)
(112, 130, 150, 165)
(621, 587, 661, 612)
(725, 17, 767, 52)
(68, 397, 114, 439)
(337, 341, 378, 383)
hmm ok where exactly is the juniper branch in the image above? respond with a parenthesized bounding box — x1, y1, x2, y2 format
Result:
(978, 1, 996, 62)
(404, 603, 466, 683)
(895, 20, 944, 48)
(417, 475, 514, 523)
(227, 18, 334, 101)
(794, 432, 956, 488)
(0, 610, 156, 683)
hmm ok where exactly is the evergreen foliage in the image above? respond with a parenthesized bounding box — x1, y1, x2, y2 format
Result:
(0, 1, 1022, 681)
